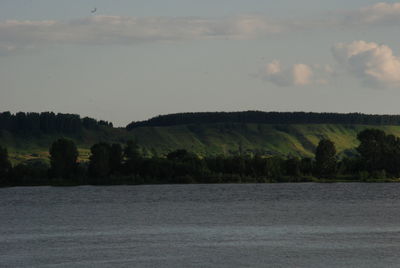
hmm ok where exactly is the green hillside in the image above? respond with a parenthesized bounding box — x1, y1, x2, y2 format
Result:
(4, 122, 400, 163)
(128, 123, 400, 157)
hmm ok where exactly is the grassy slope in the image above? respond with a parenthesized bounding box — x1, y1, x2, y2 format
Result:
(3, 123, 400, 163)
(128, 123, 387, 157)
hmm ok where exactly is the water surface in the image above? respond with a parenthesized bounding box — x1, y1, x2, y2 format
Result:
(1, 183, 400, 267)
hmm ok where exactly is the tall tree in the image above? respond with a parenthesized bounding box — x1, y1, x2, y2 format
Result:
(49, 138, 78, 179)
(315, 139, 337, 177)
(0, 146, 12, 183)
(357, 129, 386, 171)
(89, 143, 111, 178)
(357, 129, 400, 175)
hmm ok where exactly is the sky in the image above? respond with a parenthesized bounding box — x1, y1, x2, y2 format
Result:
(1, 1, 400, 126)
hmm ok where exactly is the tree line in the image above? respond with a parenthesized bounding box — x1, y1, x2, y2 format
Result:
(0, 128, 399, 186)
(0, 111, 113, 136)
(127, 111, 400, 130)
(3, 110, 400, 138)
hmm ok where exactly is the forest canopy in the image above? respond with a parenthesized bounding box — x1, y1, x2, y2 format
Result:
(0, 111, 113, 136)
(3, 111, 400, 135)
(126, 111, 400, 130)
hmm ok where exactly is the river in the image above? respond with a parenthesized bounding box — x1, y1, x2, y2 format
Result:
(1, 183, 400, 267)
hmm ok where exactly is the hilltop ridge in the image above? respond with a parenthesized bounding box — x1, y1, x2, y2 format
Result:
(126, 111, 400, 129)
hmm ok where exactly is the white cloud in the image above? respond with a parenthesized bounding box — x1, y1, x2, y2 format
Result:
(263, 40, 400, 89)
(263, 60, 315, 87)
(292, 64, 314, 86)
(332, 41, 400, 88)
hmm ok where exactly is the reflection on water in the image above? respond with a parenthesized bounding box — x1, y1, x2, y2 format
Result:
(1, 183, 400, 267)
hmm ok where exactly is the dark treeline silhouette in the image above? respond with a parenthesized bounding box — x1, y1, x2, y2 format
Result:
(4, 111, 400, 135)
(1, 128, 400, 186)
(126, 111, 400, 130)
(0, 111, 113, 136)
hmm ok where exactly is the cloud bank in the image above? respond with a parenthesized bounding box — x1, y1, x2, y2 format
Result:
(262, 40, 400, 89)
(0, 15, 284, 54)
(332, 41, 400, 88)
(2, 2, 400, 54)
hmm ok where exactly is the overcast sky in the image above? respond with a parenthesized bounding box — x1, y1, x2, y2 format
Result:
(1, 0, 400, 126)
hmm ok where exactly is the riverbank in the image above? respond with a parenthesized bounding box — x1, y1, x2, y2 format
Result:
(2, 175, 400, 188)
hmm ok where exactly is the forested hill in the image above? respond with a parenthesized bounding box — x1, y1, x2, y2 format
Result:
(3, 111, 400, 134)
(0, 111, 113, 136)
(4, 110, 400, 162)
(126, 111, 400, 130)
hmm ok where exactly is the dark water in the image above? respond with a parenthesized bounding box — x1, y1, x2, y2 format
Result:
(1, 184, 400, 267)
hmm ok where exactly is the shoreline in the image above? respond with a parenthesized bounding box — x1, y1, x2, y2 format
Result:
(2, 178, 400, 188)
